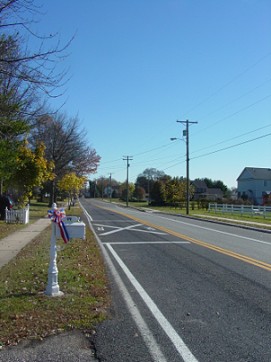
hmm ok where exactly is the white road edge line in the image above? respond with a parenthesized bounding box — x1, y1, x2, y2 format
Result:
(158, 215, 271, 245)
(106, 241, 191, 244)
(106, 243, 199, 362)
(81, 205, 168, 362)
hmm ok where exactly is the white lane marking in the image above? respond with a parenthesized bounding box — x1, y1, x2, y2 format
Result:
(99, 223, 142, 236)
(106, 241, 190, 245)
(93, 219, 134, 223)
(94, 223, 122, 230)
(81, 206, 168, 362)
(158, 215, 271, 245)
(99, 223, 166, 236)
(95, 223, 166, 235)
(130, 229, 166, 235)
(107, 244, 199, 362)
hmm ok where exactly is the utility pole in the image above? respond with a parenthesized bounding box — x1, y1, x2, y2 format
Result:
(92, 179, 96, 198)
(123, 156, 133, 207)
(101, 176, 104, 200)
(109, 173, 112, 202)
(147, 171, 151, 205)
(177, 120, 198, 215)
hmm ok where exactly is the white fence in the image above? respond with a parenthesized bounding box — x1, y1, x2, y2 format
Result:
(5, 205, 30, 224)
(208, 203, 271, 218)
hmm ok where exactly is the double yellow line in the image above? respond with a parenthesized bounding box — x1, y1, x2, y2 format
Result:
(98, 204, 271, 272)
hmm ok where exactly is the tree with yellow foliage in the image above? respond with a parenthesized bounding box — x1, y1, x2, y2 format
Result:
(13, 141, 55, 205)
(57, 173, 86, 209)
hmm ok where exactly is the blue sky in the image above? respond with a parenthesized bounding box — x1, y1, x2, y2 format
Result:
(33, 0, 270, 188)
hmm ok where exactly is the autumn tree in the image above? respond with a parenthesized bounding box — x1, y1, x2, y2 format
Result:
(150, 180, 166, 206)
(120, 182, 135, 202)
(136, 168, 166, 191)
(165, 177, 182, 205)
(0, 1, 72, 193)
(165, 177, 195, 206)
(133, 186, 146, 201)
(58, 173, 86, 209)
(135, 168, 167, 204)
(30, 113, 100, 204)
(11, 141, 54, 205)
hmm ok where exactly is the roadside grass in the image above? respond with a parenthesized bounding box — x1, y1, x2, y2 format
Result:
(0, 200, 50, 239)
(0, 200, 70, 239)
(110, 199, 271, 227)
(0, 202, 109, 347)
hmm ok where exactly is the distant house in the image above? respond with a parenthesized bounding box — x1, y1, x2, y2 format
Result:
(237, 167, 271, 205)
(192, 180, 224, 201)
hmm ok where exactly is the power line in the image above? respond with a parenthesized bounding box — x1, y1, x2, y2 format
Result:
(195, 77, 271, 122)
(184, 51, 271, 116)
(190, 132, 271, 161)
(151, 130, 271, 173)
(191, 123, 271, 156)
(133, 141, 177, 157)
(191, 94, 271, 136)
(99, 157, 123, 165)
(99, 125, 271, 178)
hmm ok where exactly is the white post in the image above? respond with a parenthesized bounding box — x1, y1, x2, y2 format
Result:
(45, 203, 64, 297)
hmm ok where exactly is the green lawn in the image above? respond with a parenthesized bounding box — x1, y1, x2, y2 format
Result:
(0, 201, 109, 347)
(112, 199, 271, 227)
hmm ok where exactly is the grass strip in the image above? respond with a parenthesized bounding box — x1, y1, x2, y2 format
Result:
(0, 207, 109, 347)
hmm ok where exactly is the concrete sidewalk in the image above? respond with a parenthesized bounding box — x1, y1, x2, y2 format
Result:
(0, 218, 51, 269)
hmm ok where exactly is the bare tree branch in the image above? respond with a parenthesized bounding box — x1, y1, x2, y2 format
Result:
(0, 0, 73, 98)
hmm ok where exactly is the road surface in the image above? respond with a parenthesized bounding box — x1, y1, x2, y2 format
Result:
(81, 198, 271, 362)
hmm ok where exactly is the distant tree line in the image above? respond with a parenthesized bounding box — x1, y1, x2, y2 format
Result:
(89, 168, 229, 207)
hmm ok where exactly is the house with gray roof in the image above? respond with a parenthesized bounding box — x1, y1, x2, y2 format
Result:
(192, 180, 224, 201)
(237, 167, 271, 205)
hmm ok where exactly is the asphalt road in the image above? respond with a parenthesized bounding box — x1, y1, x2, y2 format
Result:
(81, 198, 271, 362)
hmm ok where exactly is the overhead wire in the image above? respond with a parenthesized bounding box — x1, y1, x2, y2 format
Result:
(190, 132, 271, 161)
(194, 76, 271, 121)
(184, 51, 271, 117)
(152, 127, 271, 174)
(191, 123, 271, 155)
(191, 94, 271, 136)
(96, 51, 271, 180)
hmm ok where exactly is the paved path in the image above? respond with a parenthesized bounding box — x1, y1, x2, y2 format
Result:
(0, 218, 51, 269)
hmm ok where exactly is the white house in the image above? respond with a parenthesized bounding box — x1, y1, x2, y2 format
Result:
(237, 167, 271, 205)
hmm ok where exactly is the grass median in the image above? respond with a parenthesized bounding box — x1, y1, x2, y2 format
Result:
(0, 202, 109, 348)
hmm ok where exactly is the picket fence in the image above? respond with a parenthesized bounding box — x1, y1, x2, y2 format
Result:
(208, 203, 271, 218)
(5, 204, 30, 224)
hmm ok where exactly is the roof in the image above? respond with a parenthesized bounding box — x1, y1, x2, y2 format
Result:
(206, 188, 224, 196)
(237, 167, 271, 181)
(192, 180, 207, 189)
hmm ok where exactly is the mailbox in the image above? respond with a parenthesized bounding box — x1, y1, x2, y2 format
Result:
(56, 216, 86, 240)
(46, 206, 87, 297)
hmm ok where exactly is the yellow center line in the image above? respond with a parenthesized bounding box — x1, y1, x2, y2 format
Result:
(97, 204, 271, 272)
